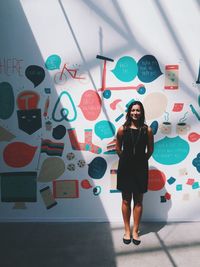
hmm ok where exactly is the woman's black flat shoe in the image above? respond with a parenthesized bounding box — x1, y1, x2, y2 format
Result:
(123, 235, 131, 245)
(132, 238, 141, 245)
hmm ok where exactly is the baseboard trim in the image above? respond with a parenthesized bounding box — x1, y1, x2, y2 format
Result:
(0, 217, 110, 223)
(0, 217, 199, 223)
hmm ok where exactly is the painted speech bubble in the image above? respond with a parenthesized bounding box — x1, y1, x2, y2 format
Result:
(111, 56, 138, 82)
(153, 136, 190, 165)
(3, 142, 37, 167)
(45, 54, 61, 70)
(95, 120, 116, 140)
(0, 82, 14, 119)
(192, 153, 200, 173)
(25, 65, 45, 87)
(88, 157, 107, 179)
(137, 55, 163, 83)
(143, 92, 168, 120)
(79, 90, 102, 121)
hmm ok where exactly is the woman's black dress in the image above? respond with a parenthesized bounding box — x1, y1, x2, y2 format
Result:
(117, 126, 149, 193)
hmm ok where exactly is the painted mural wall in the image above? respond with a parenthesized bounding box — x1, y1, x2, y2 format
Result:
(0, 0, 199, 222)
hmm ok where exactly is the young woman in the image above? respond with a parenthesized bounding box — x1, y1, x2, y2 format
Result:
(116, 101, 154, 245)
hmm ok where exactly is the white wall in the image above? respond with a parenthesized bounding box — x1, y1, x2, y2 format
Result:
(0, 0, 200, 222)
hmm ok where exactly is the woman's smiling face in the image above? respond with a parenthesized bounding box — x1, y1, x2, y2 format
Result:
(130, 104, 142, 121)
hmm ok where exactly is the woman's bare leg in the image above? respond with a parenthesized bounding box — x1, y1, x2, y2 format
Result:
(132, 193, 143, 240)
(121, 192, 132, 239)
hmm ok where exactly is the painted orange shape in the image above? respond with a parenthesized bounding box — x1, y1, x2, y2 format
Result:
(3, 142, 37, 167)
(188, 132, 200, 142)
(165, 192, 171, 200)
(172, 103, 184, 112)
(186, 178, 195, 185)
(81, 179, 92, 189)
(148, 169, 166, 191)
(110, 99, 122, 110)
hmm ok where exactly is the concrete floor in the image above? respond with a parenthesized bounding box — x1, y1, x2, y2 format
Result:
(1, 221, 200, 267)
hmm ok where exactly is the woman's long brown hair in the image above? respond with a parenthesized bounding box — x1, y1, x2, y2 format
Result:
(123, 100, 146, 129)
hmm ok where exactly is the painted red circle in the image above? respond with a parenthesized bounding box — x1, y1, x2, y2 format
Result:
(148, 169, 166, 191)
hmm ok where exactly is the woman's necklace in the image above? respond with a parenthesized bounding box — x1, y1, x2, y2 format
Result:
(131, 127, 142, 155)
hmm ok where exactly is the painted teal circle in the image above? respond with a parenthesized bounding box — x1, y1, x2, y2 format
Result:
(137, 86, 146, 95)
(93, 186, 101, 196)
(103, 90, 111, 99)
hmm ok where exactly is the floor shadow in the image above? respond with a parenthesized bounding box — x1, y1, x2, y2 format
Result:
(0, 222, 116, 267)
(140, 221, 167, 236)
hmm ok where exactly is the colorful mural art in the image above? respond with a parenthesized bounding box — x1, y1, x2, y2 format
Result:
(0, 0, 199, 222)
(1, 51, 199, 219)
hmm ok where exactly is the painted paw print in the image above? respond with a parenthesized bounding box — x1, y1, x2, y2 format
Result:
(66, 152, 75, 160)
(67, 163, 76, 171)
(77, 159, 86, 168)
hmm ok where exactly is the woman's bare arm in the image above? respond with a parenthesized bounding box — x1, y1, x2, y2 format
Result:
(115, 126, 124, 157)
(146, 126, 154, 160)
